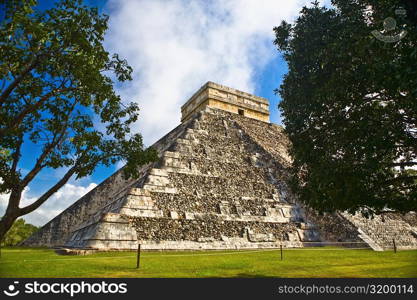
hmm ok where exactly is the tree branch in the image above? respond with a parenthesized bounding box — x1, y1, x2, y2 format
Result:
(19, 165, 78, 216)
(0, 86, 72, 138)
(0, 56, 39, 105)
(11, 134, 23, 177)
(19, 137, 61, 188)
(19, 101, 76, 188)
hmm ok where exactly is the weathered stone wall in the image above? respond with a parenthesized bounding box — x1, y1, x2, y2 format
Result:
(127, 215, 298, 242)
(302, 207, 364, 244)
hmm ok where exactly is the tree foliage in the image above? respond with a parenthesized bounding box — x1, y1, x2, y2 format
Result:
(3, 218, 38, 246)
(0, 0, 157, 239)
(274, 0, 417, 215)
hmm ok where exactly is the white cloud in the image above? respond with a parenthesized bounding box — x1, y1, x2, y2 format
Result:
(104, 0, 312, 145)
(0, 182, 97, 226)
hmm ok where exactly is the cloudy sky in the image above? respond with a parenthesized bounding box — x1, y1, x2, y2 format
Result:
(1, 0, 328, 226)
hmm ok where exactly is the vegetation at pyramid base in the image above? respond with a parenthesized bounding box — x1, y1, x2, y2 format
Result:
(274, 0, 417, 215)
(2, 219, 38, 246)
(0, 0, 157, 241)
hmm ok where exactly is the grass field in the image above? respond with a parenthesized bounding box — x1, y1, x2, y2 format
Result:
(0, 247, 416, 278)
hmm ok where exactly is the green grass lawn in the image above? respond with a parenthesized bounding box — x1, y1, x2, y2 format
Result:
(0, 247, 416, 278)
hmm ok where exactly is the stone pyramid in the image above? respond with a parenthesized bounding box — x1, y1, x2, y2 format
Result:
(24, 82, 417, 252)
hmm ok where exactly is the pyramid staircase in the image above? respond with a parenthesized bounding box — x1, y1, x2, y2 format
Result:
(342, 213, 417, 251)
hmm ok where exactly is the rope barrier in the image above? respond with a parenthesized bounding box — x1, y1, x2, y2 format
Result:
(0, 246, 377, 264)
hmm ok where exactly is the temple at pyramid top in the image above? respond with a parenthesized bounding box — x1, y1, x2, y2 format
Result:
(181, 81, 270, 123)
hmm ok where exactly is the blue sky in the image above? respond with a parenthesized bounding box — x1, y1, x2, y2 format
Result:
(1, 0, 315, 226)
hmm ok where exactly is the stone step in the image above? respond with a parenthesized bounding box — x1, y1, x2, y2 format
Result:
(190, 128, 208, 136)
(145, 174, 170, 186)
(119, 207, 163, 218)
(161, 151, 187, 170)
(124, 194, 155, 209)
(357, 229, 384, 251)
(129, 188, 151, 196)
(183, 128, 198, 140)
(143, 184, 177, 194)
(173, 139, 193, 153)
(185, 211, 293, 223)
(149, 168, 169, 177)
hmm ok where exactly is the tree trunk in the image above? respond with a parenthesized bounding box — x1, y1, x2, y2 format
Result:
(0, 189, 23, 242)
(0, 166, 77, 242)
(0, 213, 18, 243)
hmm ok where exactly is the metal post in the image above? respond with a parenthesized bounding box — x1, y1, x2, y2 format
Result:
(136, 243, 141, 268)
(280, 244, 283, 261)
(393, 239, 397, 253)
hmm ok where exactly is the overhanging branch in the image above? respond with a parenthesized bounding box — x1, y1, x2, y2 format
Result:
(19, 165, 78, 216)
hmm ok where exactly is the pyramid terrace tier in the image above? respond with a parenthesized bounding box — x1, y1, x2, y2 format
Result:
(65, 212, 312, 250)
